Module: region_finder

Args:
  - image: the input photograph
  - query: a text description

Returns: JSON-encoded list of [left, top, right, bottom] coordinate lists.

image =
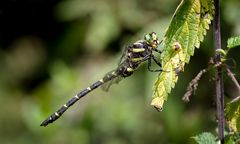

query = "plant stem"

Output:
[[226, 67, 240, 94], [213, 0, 224, 143]]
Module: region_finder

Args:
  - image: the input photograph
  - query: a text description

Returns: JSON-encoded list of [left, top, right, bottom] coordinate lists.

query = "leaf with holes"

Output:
[[151, 0, 214, 110]]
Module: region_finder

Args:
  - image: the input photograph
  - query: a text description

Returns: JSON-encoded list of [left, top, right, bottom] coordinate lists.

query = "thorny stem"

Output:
[[213, 0, 224, 143]]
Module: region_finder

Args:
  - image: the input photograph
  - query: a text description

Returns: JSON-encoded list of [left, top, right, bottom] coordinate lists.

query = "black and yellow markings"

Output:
[[132, 48, 145, 53], [131, 57, 143, 62], [99, 79, 104, 83], [111, 71, 117, 76], [87, 87, 91, 91], [54, 112, 60, 117], [75, 95, 80, 99], [127, 68, 133, 72]]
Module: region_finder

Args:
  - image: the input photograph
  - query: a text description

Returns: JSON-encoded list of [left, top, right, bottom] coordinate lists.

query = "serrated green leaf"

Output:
[[151, 0, 214, 109], [227, 36, 240, 49], [192, 132, 218, 144], [225, 97, 240, 132]]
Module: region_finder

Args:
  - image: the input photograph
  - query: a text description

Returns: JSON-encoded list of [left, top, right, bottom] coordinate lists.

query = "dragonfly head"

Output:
[[144, 32, 160, 49]]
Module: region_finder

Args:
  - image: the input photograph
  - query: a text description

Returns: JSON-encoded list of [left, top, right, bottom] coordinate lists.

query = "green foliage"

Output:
[[224, 133, 240, 144], [192, 132, 218, 144], [225, 97, 240, 132], [215, 35, 240, 59], [152, 0, 214, 109], [227, 36, 240, 49], [1, 0, 240, 144]]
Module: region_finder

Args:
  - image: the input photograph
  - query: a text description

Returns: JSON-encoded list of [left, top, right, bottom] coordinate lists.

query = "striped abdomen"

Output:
[[40, 71, 119, 126]]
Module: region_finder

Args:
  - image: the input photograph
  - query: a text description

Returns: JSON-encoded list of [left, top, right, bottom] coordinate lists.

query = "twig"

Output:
[[182, 69, 207, 102], [213, 0, 225, 142], [228, 96, 240, 104], [226, 67, 240, 95]]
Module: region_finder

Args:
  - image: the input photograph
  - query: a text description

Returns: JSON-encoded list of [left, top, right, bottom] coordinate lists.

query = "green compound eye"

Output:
[[144, 33, 152, 42], [144, 32, 159, 48]]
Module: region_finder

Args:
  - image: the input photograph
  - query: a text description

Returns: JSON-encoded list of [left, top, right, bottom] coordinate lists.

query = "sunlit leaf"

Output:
[[227, 36, 240, 49], [225, 97, 240, 132], [192, 132, 218, 144], [151, 0, 214, 109]]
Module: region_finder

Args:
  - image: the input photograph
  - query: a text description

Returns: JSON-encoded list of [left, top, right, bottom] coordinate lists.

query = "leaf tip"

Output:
[[151, 97, 164, 111]]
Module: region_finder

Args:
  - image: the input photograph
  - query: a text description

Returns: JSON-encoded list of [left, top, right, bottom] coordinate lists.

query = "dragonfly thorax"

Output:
[[119, 40, 153, 77]]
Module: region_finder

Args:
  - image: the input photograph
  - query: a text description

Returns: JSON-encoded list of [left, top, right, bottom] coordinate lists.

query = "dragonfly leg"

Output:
[[151, 55, 172, 73], [147, 58, 162, 72], [152, 55, 162, 67], [153, 48, 162, 54]]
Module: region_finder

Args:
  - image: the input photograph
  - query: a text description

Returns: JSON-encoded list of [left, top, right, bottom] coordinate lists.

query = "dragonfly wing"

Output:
[[101, 71, 123, 92], [101, 45, 129, 91], [118, 46, 129, 66]]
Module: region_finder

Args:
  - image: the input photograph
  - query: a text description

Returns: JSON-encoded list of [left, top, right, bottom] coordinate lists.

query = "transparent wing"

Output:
[[118, 45, 129, 66], [101, 45, 129, 91], [101, 70, 123, 92]]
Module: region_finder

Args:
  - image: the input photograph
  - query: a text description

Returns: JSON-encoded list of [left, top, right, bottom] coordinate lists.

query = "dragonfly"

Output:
[[41, 32, 162, 126]]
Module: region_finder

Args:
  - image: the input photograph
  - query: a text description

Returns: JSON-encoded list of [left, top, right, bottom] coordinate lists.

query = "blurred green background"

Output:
[[0, 0, 240, 143]]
